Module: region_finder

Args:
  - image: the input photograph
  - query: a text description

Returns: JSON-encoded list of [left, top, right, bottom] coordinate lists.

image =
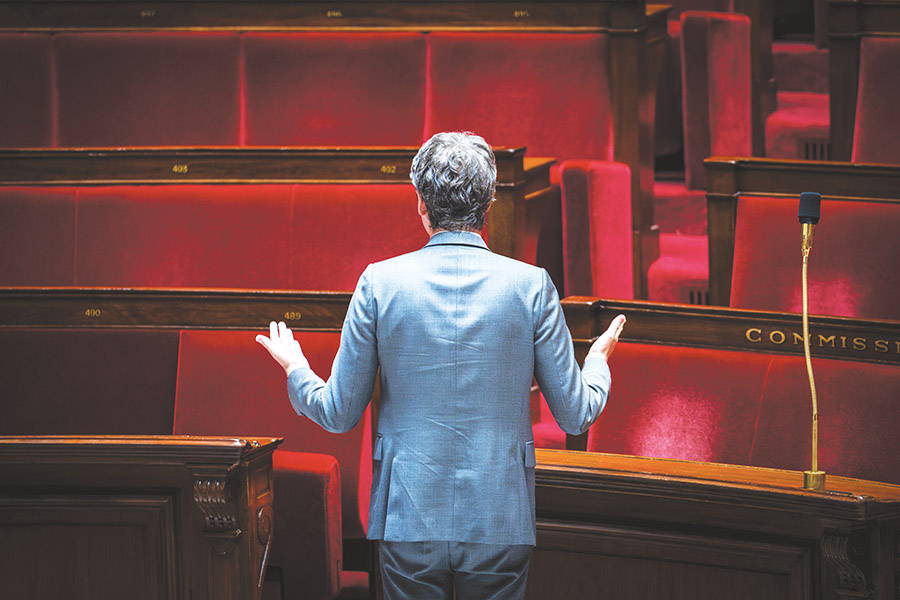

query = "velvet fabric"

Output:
[[243, 32, 426, 146], [765, 91, 829, 160], [647, 232, 709, 303], [290, 184, 427, 292], [730, 195, 900, 320], [425, 32, 614, 162], [0, 328, 179, 435], [680, 11, 752, 190], [172, 330, 372, 541], [750, 356, 900, 485], [54, 32, 241, 146], [0, 34, 54, 147], [852, 36, 900, 164], [558, 160, 633, 299], [0, 187, 76, 285], [587, 342, 771, 465], [75, 184, 292, 288], [271, 451, 343, 600]]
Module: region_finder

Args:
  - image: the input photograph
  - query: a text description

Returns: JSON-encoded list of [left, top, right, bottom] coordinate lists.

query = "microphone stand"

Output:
[[801, 222, 826, 491]]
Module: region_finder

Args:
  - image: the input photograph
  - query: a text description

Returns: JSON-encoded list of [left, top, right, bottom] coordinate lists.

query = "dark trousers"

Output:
[[378, 540, 532, 600]]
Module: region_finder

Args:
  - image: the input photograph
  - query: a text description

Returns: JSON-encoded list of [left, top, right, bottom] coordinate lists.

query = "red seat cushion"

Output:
[[173, 329, 371, 539], [0, 329, 178, 435], [587, 343, 772, 465], [55, 32, 241, 146], [751, 355, 900, 485], [0, 187, 76, 286], [290, 184, 428, 291], [243, 32, 426, 146], [426, 32, 613, 162], [852, 36, 900, 164], [730, 196, 900, 320], [0, 34, 53, 147], [765, 91, 829, 160], [75, 185, 292, 288]]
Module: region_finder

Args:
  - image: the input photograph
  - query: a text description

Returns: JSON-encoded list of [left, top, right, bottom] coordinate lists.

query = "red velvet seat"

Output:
[[0, 34, 53, 147], [851, 36, 900, 164], [0, 187, 76, 286], [75, 185, 293, 288], [587, 342, 772, 464], [243, 32, 426, 146], [173, 330, 372, 600], [648, 11, 752, 303], [54, 32, 241, 146], [0, 328, 179, 436], [730, 195, 900, 321], [289, 184, 428, 292], [750, 355, 900, 485]]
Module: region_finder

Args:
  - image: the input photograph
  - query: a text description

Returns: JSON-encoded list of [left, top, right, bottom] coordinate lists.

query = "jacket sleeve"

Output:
[[532, 269, 610, 435], [286, 265, 379, 433]]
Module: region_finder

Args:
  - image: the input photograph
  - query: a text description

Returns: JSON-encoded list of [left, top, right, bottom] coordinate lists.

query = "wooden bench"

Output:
[[562, 296, 900, 486], [0, 0, 668, 297], [0, 147, 558, 291]]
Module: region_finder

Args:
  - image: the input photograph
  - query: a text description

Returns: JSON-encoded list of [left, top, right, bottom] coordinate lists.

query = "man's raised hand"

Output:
[[256, 321, 310, 376]]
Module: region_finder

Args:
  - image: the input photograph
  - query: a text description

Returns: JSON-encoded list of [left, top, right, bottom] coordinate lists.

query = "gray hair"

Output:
[[410, 131, 496, 232]]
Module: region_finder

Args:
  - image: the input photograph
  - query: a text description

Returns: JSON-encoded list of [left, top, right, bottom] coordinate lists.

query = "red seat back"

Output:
[[0, 187, 76, 286], [173, 329, 372, 539], [425, 32, 614, 162], [55, 32, 241, 146], [243, 32, 426, 146], [75, 184, 293, 288], [852, 36, 900, 164], [587, 342, 771, 465], [290, 184, 428, 291], [680, 11, 752, 190], [750, 355, 900, 485], [0, 34, 53, 147], [730, 195, 900, 320]]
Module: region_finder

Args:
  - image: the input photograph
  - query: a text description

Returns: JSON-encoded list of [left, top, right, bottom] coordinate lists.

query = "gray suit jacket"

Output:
[[287, 230, 610, 545]]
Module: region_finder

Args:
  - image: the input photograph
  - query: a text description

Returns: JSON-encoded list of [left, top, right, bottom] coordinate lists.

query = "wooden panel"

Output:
[[0, 147, 552, 276], [0, 1, 648, 32], [0, 436, 280, 600], [529, 449, 900, 600], [704, 156, 900, 306], [561, 296, 900, 366]]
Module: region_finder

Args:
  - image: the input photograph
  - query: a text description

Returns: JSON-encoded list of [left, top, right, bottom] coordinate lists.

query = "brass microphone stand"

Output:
[[801, 221, 825, 491]]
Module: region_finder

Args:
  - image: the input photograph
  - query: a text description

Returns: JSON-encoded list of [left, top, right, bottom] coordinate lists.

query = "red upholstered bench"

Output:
[[564, 297, 900, 486], [851, 36, 900, 164], [173, 330, 372, 600]]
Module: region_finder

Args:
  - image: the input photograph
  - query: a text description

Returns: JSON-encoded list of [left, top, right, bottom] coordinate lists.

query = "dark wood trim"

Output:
[[827, 0, 900, 161], [561, 295, 900, 366], [0, 1, 655, 32], [0, 287, 351, 331]]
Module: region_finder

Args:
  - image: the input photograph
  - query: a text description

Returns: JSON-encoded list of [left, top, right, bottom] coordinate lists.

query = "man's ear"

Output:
[[485, 198, 494, 214], [416, 192, 427, 217]]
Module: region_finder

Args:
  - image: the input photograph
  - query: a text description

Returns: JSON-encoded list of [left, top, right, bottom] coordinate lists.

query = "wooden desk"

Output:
[[0, 435, 281, 600], [529, 449, 900, 600]]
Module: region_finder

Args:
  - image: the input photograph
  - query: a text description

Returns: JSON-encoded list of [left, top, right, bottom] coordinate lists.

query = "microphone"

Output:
[[798, 191, 824, 491], [799, 191, 821, 259]]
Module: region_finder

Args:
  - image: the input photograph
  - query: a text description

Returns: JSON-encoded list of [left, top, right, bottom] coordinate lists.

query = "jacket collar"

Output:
[[424, 230, 490, 251]]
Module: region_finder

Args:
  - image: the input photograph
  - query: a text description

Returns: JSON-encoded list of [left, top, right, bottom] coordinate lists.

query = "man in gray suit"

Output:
[[257, 131, 625, 599]]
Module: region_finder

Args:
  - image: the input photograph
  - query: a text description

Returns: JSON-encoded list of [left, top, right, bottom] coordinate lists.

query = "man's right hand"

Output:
[[586, 314, 626, 362]]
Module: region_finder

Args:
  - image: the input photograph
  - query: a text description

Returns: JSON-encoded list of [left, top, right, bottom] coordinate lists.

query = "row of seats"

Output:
[[0, 324, 367, 600]]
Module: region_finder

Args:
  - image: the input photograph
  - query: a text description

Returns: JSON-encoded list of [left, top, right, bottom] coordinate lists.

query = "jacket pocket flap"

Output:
[[524, 441, 536, 468]]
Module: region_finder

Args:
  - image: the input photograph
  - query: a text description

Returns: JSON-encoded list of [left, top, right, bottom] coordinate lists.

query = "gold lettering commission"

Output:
[[745, 328, 898, 354]]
